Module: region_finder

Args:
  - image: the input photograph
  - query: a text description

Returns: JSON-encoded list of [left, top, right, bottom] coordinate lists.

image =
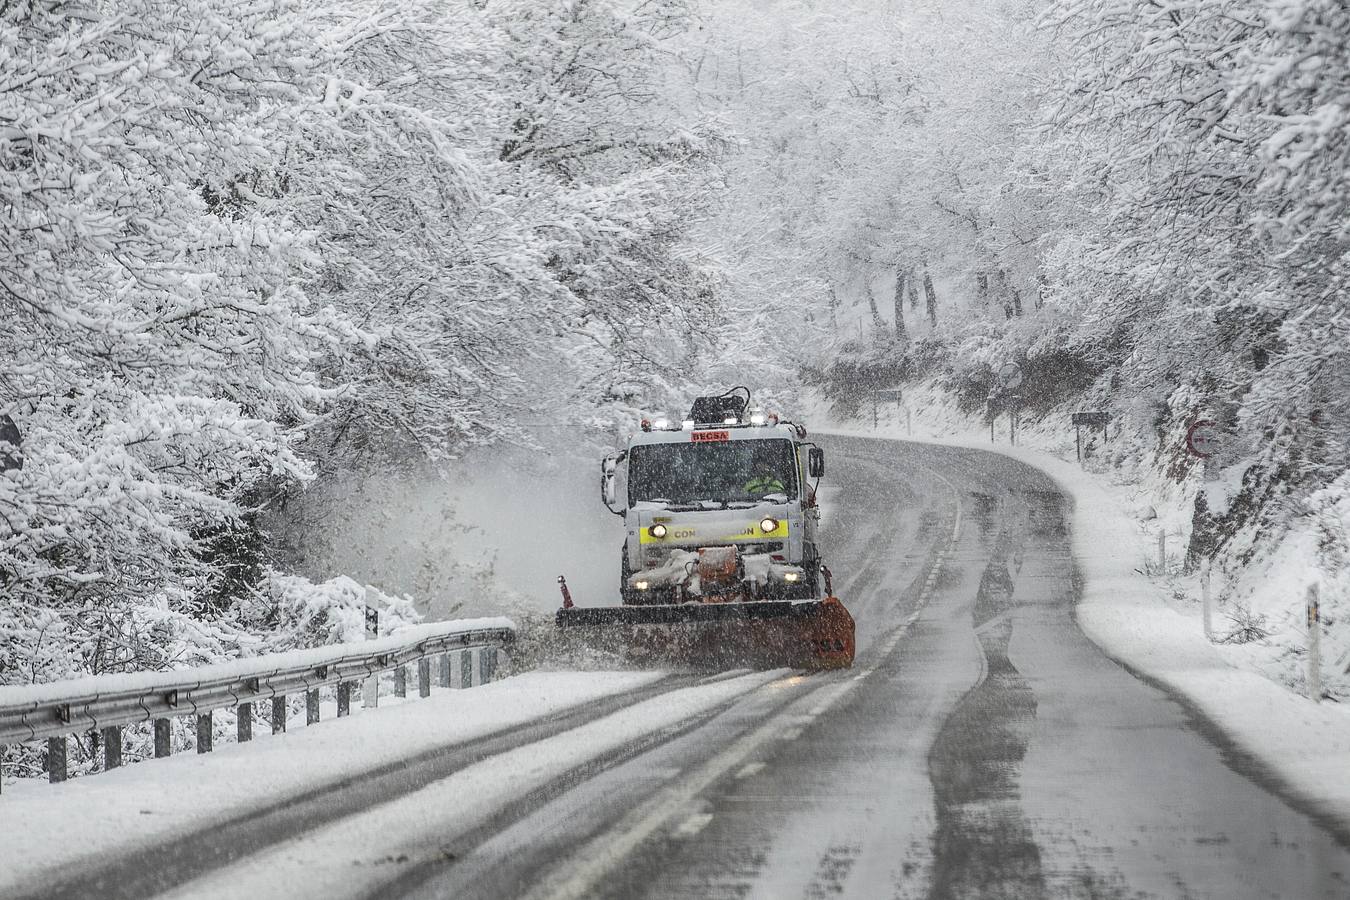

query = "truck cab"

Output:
[[600, 390, 826, 603]]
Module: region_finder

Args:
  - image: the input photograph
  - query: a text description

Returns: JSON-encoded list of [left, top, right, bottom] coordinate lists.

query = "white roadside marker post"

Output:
[[1201, 562, 1213, 641], [363, 605, 379, 709], [1307, 584, 1322, 703]]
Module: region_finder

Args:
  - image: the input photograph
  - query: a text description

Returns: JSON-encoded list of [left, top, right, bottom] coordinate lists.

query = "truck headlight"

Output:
[[759, 517, 779, 534], [783, 572, 800, 582], [635, 580, 650, 590], [649, 524, 668, 539]]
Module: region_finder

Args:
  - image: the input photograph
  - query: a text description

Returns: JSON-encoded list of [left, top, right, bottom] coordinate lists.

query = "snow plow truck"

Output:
[[555, 388, 855, 670]]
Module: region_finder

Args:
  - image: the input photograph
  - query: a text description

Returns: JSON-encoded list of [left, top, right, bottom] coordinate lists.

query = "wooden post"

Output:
[[47, 736, 67, 784], [460, 650, 474, 689], [1157, 531, 1166, 573], [154, 718, 172, 757], [438, 654, 451, 688], [238, 703, 253, 742], [337, 682, 351, 717], [102, 726, 122, 770], [196, 712, 213, 754], [271, 696, 287, 734], [1201, 564, 1213, 641], [418, 658, 431, 698], [306, 689, 320, 725], [1076, 425, 1082, 463], [1308, 584, 1322, 703], [394, 665, 407, 698]]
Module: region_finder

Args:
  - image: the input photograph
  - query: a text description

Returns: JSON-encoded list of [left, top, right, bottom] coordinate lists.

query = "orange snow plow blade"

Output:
[[555, 596, 855, 671]]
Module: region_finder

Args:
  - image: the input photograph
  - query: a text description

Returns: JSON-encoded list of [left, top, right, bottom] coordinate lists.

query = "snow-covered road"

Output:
[[7, 436, 1349, 899]]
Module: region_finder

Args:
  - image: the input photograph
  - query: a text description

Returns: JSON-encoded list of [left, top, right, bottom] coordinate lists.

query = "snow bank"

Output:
[[813, 410, 1350, 832], [0, 669, 663, 894], [157, 670, 787, 900]]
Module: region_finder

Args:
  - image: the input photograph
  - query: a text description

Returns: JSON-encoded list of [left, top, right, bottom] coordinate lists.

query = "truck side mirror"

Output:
[[808, 447, 825, 479], [600, 454, 625, 517]]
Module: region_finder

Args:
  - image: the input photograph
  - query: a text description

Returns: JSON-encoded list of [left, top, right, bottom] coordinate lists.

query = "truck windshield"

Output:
[[628, 438, 798, 507]]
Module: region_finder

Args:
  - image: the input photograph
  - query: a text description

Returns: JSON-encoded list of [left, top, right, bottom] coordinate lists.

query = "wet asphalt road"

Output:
[[44, 435, 1348, 900], [450, 435, 1350, 900]]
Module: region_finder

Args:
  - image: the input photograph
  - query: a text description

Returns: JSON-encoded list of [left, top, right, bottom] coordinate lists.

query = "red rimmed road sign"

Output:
[[1185, 420, 1220, 459]]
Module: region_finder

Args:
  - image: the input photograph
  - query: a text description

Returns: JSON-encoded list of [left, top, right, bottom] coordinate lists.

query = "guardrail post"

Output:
[[479, 648, 496, 684], [460, 650, 473, 688], [102, 726, 122, 770], [337, 682, 351, 717], [196, 713, 213, 753], [418, 658, 431, 698], [394, 666, 406, 697], [238, 703, 253, 742], [155, 718, 171, 757], [47, 736, 67, 783], [271, 697, 286, 734], [363, 673, 379, 710], [306, 689, 320, 725], [1157, 531, 1166, 573], [363, 605, 379, 710], [438, 654, 451, 688]]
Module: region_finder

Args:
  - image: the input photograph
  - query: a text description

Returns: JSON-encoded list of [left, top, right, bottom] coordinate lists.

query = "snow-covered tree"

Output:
[[271, 0, 724, 469], [0, 0, 354, 683]]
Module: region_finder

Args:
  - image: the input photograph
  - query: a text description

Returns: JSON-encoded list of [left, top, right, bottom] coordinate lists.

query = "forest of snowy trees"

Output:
[[0, 0, 722, 689], [2, 0, 1346, 707], [771, 0, 1349, 694]]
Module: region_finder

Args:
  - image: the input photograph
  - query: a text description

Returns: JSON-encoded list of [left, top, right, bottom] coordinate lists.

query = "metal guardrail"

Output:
[[0, 620, 514, 788]]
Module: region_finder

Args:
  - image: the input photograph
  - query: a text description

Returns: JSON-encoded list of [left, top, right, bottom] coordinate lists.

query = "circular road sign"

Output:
[[998, 362, 1023, 390], [1185, 420, 1220, 459]]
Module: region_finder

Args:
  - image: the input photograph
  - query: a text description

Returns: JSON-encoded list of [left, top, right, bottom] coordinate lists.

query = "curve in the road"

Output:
[[21, 435, 1349, 900]]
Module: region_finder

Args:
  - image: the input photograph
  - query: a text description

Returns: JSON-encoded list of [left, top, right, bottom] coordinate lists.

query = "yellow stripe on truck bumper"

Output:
[[639, 520, 789, 545]]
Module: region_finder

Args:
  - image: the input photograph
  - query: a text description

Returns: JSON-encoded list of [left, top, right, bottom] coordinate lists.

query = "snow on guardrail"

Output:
[[0, 617, 515, 788]]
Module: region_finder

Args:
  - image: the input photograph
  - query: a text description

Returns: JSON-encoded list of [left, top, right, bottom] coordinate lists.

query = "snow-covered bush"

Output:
[[246, 573, 422, 652]]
